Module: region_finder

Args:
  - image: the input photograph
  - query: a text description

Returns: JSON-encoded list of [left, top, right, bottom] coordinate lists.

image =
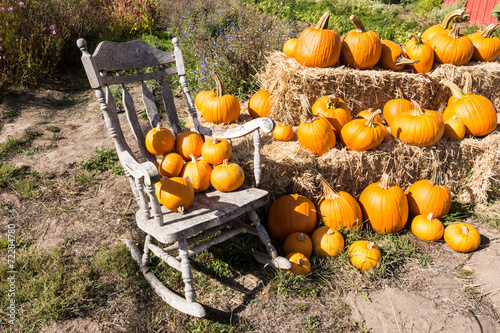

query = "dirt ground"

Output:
[[1, 80, 500, 332]]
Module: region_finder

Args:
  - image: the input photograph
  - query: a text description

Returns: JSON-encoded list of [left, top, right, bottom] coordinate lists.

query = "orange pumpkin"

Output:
[[283, 38, 298, 57], [411, 212, 444, 242], [145, 122, 175, 156], [294, 12, 341, 68], [273, 124, 294, 141], [181, 154, 212, 192], [158, 152, 184, 177], [340, 15, 382, 69], [195, 89, 216, 112], [340, 109, 387, 152], [441, 79, 497, 137], [316, 176, 362, 230], [268, 194, 317, 241], [378, 39, 419, 71], [429, 26, 474, 66], [201, 72, 240, 124], [286, 252, 311, 275], [356, 108, 383, 123], [358, 173, 409, 234], [248, 90, 273, 118], [311, 95, 351, 138], [405, 33, 434, 74], [348, 240, 382, 271], [201, 138, 232, 165], [175, 131, 204, 160], [155, 177, 194, 214], [448, 72, 473, 105], [444, 115, 466, 140], [444, 223, 481, 253], [312, 226, 344, 257], [210, 159, 244, 192], [421, 9, 466, 42], [469, 23, 500, 62], [283, 232, 313, 258], [390, 101, 444, 147], [382, 87, 412, 126]]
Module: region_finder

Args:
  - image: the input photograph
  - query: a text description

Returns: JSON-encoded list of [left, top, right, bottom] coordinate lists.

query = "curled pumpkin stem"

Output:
[[408, 32, 423, 46], [410, 100, 425, 117], [448, 26, 461, 39], [213, 71, 226, 97], [395, 55, 420, 66], [364, 109, 382, 127], [440, 9, 466, 29], [327, 229, 334, 235], [315, 12, 330, 30], [481, 23, 499, 38], [440, 79, 465, 99], [299, 94, 315, 121], [350, 15, 366, 33], [177, 205, 185, 214], [378, 173, 391, 189], [317, 175, 340, 200], [463, 72, 472, 95]]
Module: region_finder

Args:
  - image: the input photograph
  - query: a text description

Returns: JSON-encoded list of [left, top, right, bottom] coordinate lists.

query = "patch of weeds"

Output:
[[474, 212, 500, 230], [295, 302, 309, 312], [45, 126, 61, 133], [351, 320, 371, 333], [442, 199, 474, 225], [206, 258, 233, 278], [78, 148, 124, 175], [268, 268, 312, 296], [455, 267, 474, 278], [0, 131, 43, 161], [0, 164, 27, 189], [0, 164, 42, 199], [1, 110, 18, 119], [418, 254, 433, 266], [75, 170, 97, 184], [64, 236, 77, 246], [184, 316, 252, 333], [51, 134, 64, 142], [302, 315, 321, 333]]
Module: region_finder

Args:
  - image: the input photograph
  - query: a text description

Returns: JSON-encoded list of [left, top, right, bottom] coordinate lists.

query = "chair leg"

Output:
[[178, 239, 195, 303], [248, 210, 291, 270], [142, 234, 153, 267]]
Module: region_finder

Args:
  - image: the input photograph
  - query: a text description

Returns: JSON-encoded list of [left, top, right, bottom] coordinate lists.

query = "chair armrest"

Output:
[[118, 150, 161, 187], [199, 118, 275, 139]]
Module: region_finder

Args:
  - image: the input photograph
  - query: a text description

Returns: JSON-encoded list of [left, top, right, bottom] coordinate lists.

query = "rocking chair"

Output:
[[76, 37, 290, 317]]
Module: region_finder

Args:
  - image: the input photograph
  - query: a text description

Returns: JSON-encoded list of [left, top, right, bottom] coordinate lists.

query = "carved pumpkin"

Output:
[[195, 89, 216, 112], [340, 15, 382, 69], [469, 23, 500, 62], [359, 173, 409, 234], [411, 212, 444, 242], [201, 72, 240, 124], [248, 89, 273, 118], [298, 95, 336, 156], [145, 122, 175, 156], [181, 155, 212, 192], [311, 95, 351, 138], [405, 163, 451, 219], [356, 108, 382, 123], [312, 226, 344, 257], [340, 109, 387, 152], [155, 177, 194, 214], [158, 152, 184, 178], [429, 26, 474, 66], [421, 9, 466, 42], [175, 131, 204, 160], [210, 159, 244, 192], [273, 124, 294, 141], [268, 194, 317, 241], [405, 33, 434, 74], [444, 115, 466, 140], [283, 232, 313, 258], [295, 12, 341, 68], [441, 79, 497, 137], [348, 240, 382, 271], [382, 87, 412, 126], [316, 176, 362, 230], [378, 39, 419, 71], [286, 252, 311, 275], [390, 101, 444, 147], [444, 223, 481, 253], [201, 138, 232, 165], [283, 38, 298, 57]]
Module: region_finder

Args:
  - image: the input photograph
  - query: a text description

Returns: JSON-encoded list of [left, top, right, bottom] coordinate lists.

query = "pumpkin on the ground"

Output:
[[311, 95, 351, 138], [145, 122, 175, 156], [210, 159, 244, 192], [348, 240, 382, 271], [340, 15, 382, 69], [201, 138, 232, 165], [201, 72, 240, 124], [411, 212, 444, 241], [286, 252, 311, 275], [268, 194, 317, 241], [155, 177, 194, 214], [444, 223, 481, 253], [181, 155, 212, 192], [340, 109, 387, 152], [273, 124, 294, 141], [312, 226, 344, 257], [283, 232, 313, 258]]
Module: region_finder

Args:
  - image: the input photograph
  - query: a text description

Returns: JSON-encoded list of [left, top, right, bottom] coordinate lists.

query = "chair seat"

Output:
[[137, 185, 269, 243]]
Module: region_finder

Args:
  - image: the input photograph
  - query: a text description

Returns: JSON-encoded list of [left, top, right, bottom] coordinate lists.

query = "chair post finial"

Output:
[[77, 38, 89, 55], [172, 37, 180, 48]]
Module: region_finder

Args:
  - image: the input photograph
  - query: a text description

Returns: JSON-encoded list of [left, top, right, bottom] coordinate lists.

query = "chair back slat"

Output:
[[142, 81, 161, 129], [161, 78, 183, 136], [93, 40, 176, 72], [122, 84, 157, 164], [104, 86, 135, 158], [101, 67, 178, 86]]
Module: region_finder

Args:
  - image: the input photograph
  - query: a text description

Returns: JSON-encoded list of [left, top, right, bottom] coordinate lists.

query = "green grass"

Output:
[[45, 126, 61, 133], [0, 164, 43, 199], [0, 131, 43, 161], [1, 110, 18, 119], [78, 148, 123, 175]]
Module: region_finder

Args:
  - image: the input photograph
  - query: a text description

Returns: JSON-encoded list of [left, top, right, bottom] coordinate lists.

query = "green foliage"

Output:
[[0, 131, 43, 161], [302, 315, 321, 333], [1, 110, 18, 119], [442, 199, 474, 225], [78, 147, 123, 175], [45, 125, 61, 133], [99, 0, 157, 37], [428, 0, 465, 22]]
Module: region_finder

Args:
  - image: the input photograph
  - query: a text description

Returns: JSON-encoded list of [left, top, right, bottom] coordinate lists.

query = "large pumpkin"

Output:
[[405, 33, 434, 74], [181, 154, 212, 192], [378, 39, 419, 71], [440, 79, 497, 137], [421, 9, 466, 42], [268, 194, 317, 241], [348, 240, 382, 271], [294, 12, 341, 68], [201, 72, 240, 124], [175, 131, 204, 160], [316, 176, 362, 230], [311, 95, 351, 138], [429, 26, 474, 66], [358, 173, 409, 234], [444, 223, 481, 253], [248, 89, 273, 118], [340, 15, 382, 69], [201, 138, 232, 165], [210, 159, 245, 192], [382, 87, 412, 126], [390, 101, 444, 147], [469, 23, 500, 62], [283, 232, 313, 258], [283, 38, 298, 58], [340, 110, 387, 152], [155, 177, 194, 214], [145, 122, 175, 156], [411, 212, 444, 242], [195, 89, 216, 112]]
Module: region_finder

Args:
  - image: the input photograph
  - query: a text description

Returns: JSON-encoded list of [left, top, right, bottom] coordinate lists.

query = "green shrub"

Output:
[[99, 0, 157, 37]]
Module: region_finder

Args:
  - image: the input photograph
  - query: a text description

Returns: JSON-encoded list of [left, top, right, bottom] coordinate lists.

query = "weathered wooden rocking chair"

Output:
[[77, 37, 290, 317]]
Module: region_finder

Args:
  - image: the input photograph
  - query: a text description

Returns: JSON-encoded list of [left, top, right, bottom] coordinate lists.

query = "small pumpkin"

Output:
[[469, 23, 500, 62], [444, 223, 481, 253], [356, 108, 382, 123], [340, 15, 382, 69], [411, 212, 444, 242], [294, 12, 341, 68], [286, 252, 311, 275], [273, 124, 294, 141], [312, 226, 344, 257], [429, 26, 474, 66], [158, 152, 184, 177], [405, 33, 434, 74], [378, 39, 419, 71], [340, 109, 387, 152], [283, 232, 313, 258], [382, 87, 412, 126], [390, 100, 444, 147], [421, 9, 466, 42], [311, 95, 351, 138], [283, 38, 298, 57], [444, 115, 466, 140], [268, 194, 317, 241], [155, 177, 194, 214], [348, 240, 382, 271], [195, 89, 216, 112], [145, 122, 175, 156], [359, 173, 409, 234], [181, 154, 212, 192], [298, 95, 336, 156], [201, 72, 240, 124], [248, 90, 273, 118], [175, 131, 204, 160], [316, 176, 362, 230], [201, 138, 232, 165], [210, 159, 244, 192]]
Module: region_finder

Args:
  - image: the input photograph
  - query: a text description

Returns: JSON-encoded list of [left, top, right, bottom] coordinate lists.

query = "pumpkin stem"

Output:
[[367, 242, 375, 250], [410, 100, 425, 117], [350, 15, 366, 33], [156, 122, 162, 131], [430, 161, 444, 186], [317, 175, 340, 200], [378, 173, 391, 189], [315, 12, 330, 30], [177, 205, 185, 214], [440, 9, 466, 29], [395, 55, 420, 66], [365, 109, 382, 128], [463, 72, 473, 95], [448, 26, 461, 39], [440, 79, 465, 100], [327, 95, 341, 109], [395, 86, 404, 99], [481, 23, 499, 38], [213, 71, 226, 97], [327, 229, 334, 235], [299, 94, 315, 121], [298, 233, 305, 241], [212, 137, 218, 144], [189, 154, 197, 163], [408, 32, 423, 46], [461, 226, 469, 235], [427, 212, 435, 221], [222, 158, 229, 167]]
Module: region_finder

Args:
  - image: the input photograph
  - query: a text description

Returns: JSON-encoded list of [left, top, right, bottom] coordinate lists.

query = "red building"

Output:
[[444, 0, 499, 25]]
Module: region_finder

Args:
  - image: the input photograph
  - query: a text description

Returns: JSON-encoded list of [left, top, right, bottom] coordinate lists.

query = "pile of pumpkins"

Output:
[[145, 123, 245, 214], [270, 172, 481, 276]]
